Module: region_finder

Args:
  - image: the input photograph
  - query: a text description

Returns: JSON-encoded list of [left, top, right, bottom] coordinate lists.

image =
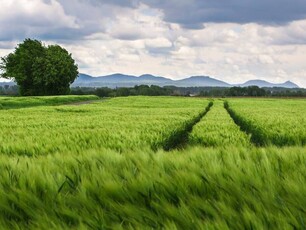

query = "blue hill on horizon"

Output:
[[72, 73, 300, 88]]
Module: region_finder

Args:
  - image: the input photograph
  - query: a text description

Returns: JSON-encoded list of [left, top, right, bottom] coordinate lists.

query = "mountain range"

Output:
[[0, 81, 15, 87], [1, 74, 300, 88], [72, 73, 300, 88]]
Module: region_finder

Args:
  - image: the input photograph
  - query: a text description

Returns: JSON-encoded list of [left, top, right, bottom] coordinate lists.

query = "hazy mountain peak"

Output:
[[103, 73, 136, 78], [176, 75, 230, 87], [241, 79, 299, 88], [139, 74, 171, 82], [188, 76, 211, 79], [78, 73, 93, 79], [69, 73, 302, 89], [281, 81, 299, 88], [139, 74, 156, 78]]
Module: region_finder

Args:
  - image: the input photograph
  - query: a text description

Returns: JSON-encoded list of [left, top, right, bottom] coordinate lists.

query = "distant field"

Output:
[[0, 95, 99, 109], [0, 96, 305, 229], [190, 100, 251, 147], [0, 97, 209, 155], [226, 98, 306, 146]]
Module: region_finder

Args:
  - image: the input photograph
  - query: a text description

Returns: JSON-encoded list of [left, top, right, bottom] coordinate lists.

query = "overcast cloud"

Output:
[[0, 0, 306, 87]]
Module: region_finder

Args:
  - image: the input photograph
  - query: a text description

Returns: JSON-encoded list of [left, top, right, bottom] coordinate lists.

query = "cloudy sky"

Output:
[[1, 0, 306, 87]]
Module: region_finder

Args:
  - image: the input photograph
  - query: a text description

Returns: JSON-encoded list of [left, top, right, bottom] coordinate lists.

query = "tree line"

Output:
[[1, 84, 305, 97], [72, 85, 306, 97]]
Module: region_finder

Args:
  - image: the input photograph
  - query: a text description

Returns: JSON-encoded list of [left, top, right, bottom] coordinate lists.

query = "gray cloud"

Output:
[[0, 41, 16, 49], [1, 0, 306, 45], [0, 0, 125, 43], [1, 0, 306, 87], [143, 0, 306, 28], [67, 0, 306, 28]]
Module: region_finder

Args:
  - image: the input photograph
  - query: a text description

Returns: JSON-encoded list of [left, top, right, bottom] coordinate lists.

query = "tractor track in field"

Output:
[[224, 101, 266, 146], [162, 101, 214, 151]]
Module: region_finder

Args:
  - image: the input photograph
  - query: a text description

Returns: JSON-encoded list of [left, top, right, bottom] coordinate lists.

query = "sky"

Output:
[[0, 0, 306, 87]]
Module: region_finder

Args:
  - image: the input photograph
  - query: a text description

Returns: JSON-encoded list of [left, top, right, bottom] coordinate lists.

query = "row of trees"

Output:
[[1, 84, 305, 97], [199, 86, 267, 97], [69, 85, 306, 98], [71, 85, 173, 97], [0, 39, 78, 96], [199, 86, 306, 97]]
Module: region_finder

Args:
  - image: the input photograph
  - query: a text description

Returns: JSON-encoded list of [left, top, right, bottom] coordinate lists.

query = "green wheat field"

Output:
[[0, 95, 305, 229]]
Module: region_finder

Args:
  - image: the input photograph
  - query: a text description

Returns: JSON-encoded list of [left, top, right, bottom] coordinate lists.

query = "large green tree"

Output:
[[0, 39, 78, 96]]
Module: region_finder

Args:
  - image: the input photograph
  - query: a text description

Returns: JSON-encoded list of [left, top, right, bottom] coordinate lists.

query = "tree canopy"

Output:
[[0, 39, 78, 96]]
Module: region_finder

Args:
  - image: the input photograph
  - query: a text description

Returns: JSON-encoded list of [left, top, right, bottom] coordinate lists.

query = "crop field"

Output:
[[190, 100, 251, 147], [0, 97, 209, 155], [225, 99, 306, 146], [0, 96, 305, 229], [0, 95, 99, 109]]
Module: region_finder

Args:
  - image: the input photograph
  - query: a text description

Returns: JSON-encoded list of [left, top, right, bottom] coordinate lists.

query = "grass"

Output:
[[0, 96, 210, 155], [0, 96, 305, 229], [190, 100, 251, 147], [225, 99, 306, 146], [0, 147, 305, 229], [0, 95, 99, 109]]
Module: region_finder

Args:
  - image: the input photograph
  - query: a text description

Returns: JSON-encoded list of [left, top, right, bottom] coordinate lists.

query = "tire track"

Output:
[[224, 101, 266, 146], [162, 101, 213, 151]]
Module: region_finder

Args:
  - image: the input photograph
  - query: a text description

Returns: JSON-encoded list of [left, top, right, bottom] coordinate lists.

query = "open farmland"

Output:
[[0, 95, 99, 109], [226, 99, 306, 146], [0, 97, 209, 156], [190, 100, 251, 147], [0, 96, 305, 229]]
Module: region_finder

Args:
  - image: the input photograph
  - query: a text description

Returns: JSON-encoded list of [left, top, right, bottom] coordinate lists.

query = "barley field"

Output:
[[0, 96, 305, 229]]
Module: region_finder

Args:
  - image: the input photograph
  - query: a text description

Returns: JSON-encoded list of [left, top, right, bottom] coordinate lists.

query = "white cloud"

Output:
[[258, 55, 275, 64], [0, 0, 78, 30], [259, 20, 306, 45], [145, 38, 172, 48], [0, 0, 306, 87]]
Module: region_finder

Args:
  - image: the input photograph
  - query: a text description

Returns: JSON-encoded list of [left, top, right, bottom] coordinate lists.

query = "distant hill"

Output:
[[0, 81, 15, 87], [240, 80, 299, 88], [72, 73, 300, 88], [72, 74, 235, 88], [1, 74, 301, 89], [73, 73, 173, 88], [175, 76, 231, 87], [138, 74, 172, 83], [77, 73, 94, 82]]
